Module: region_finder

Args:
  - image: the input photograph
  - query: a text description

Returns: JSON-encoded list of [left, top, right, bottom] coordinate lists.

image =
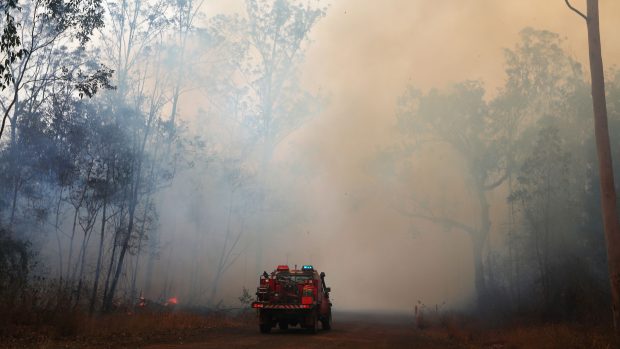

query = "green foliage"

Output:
[[75, 67, 115, 98], [0, 0, 25, 90], [0, 0, 105, 91], [0, 227, 31, 300], [42, 0, 104, 45]]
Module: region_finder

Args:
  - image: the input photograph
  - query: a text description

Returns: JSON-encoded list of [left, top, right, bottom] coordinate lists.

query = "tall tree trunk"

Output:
[[102, 227, 119, 309], [8, 90, 20, 223], [507, 172, 520, 309], [586, 0, 620, 332], [474, 185, 491, 307], [129, 205, 148, 307], [54, 188, 65, 281], [104, 58, 161, 310], [66, 204, 81, 288], [104, 196, 137, 311], [9, 175, 19, 224], [73, 212, 98, 307], [129, 239, 142, 307], [102, 238, 117, 311], [471, 233, 486, 307], [90, 197, 107, 314], [65, 167, 92, 288]]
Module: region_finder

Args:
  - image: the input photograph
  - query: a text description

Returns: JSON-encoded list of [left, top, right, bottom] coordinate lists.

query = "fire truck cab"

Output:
[[251, 265, 332, 333]]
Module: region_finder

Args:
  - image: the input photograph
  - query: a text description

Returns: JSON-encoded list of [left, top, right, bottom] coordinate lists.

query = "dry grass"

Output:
[[0, 310, 253, 349], [470, 323, 618, 349], [77, 311, 244, 336], [416, 312, 619, 348]]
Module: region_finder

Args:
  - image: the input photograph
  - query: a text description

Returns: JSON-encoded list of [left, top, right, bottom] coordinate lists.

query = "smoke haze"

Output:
[[144, 1, 620, 312]]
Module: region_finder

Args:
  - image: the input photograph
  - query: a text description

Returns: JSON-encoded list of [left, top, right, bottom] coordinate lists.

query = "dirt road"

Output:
[[143, 312, 460, 349]]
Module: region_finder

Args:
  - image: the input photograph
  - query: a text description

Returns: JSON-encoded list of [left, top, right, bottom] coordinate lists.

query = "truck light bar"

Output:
[[277, 265, 290, 271], [301, 265, 313, 271]]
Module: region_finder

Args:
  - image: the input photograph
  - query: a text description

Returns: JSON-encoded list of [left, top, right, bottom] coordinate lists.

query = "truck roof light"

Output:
[[277, 265, 290, 271], [302, 265, 313, 271]]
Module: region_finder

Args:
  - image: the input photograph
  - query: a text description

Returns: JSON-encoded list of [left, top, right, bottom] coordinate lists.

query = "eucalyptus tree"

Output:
[[98, 0, 173, 310], [509, 124, 575, 312], [0, 72, 116, 311], [489, 27, 587, 304], [242, 0, 325, 268], [0, 0, 109, 141], [396, 81, 507, 306], [243, 0, 325, 159], [565, 0, 620, 331]]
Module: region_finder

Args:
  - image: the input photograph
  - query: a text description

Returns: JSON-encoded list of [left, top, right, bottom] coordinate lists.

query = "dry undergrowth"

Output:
[[478, 324, 617, 349], [76, 311, 244, 336], [416, 312, 618, 348], [0, 310, 253, 349]]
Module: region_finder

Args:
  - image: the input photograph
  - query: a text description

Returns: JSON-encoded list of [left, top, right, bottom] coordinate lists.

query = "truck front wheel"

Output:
[[321, 312, 332, 331]]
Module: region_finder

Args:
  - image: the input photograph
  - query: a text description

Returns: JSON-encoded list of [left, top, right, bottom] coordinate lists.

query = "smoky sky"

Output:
[[155, 0, 620, 312]]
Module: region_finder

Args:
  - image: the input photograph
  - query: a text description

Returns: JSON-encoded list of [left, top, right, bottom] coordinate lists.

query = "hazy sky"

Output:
[[298, 0, 620, 173], [203, 0, 620, 180]]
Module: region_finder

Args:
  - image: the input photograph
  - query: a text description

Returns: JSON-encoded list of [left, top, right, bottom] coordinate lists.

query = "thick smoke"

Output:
[[148, 0, 620, 312]]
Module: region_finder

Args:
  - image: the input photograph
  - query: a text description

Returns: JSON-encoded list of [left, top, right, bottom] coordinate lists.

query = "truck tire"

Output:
[[321, 312, 332, 331], [308, 312, 318, 334], [259, 323, 271, 333], [278, 321, 289, 330]]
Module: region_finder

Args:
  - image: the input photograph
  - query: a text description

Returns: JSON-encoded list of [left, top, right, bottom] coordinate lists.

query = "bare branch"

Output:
[[565, 0, 587, 21]]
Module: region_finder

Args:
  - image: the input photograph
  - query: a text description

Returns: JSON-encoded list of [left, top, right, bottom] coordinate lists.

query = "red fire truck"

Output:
[[251, 265, 332, 333]]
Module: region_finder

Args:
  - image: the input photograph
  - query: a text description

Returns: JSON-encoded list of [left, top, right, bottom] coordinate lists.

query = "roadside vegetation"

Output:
[[413, 309, 618, 348]]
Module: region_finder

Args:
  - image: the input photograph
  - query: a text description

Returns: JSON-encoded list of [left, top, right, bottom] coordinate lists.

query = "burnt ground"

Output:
[[143, 312, 459, 349]]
